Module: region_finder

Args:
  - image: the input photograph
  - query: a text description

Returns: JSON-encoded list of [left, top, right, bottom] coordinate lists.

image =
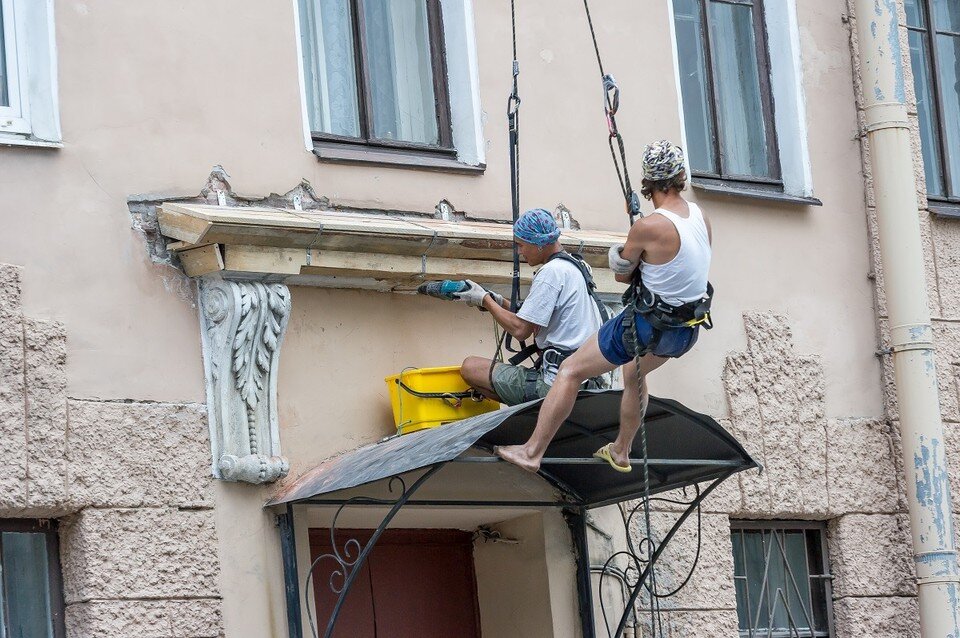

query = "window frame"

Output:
[[307, 0, 456, 159], [679, 0, 783, 190], [730, 520, 835, 638], [0, 519, 66, 638], [0, 0, 31, 135], [908, 0, 960, 204]]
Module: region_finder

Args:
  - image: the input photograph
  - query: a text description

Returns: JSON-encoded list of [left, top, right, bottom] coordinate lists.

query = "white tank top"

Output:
[[639, 202, 711, 306]]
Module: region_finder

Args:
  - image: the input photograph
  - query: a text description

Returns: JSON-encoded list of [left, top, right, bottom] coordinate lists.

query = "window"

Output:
[[730, 521, 833, 638], [0, 520, 65, 638], [674, 0, 780, 185], [0, 0, 60, 147], [0, 0, 29, 134], [298, 0, 453, 156], [907, 0, 960, 203], [672, 0, 816, 202]]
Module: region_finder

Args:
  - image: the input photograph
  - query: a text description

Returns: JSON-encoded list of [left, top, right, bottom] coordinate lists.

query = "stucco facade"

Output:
[[0, 0, 956, 636]]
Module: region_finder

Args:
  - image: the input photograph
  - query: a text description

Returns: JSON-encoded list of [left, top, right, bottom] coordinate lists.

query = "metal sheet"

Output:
[[266, 390, 759, 507]]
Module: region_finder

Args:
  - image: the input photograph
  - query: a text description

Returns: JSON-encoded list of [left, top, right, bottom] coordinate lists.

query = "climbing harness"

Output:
[[621, 277, 715, 359], [582, 0, 642, 224]]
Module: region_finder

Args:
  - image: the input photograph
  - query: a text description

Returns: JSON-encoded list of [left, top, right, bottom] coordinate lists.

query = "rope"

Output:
[[504, 0, 527, 358], [581, 0, 642, 225]]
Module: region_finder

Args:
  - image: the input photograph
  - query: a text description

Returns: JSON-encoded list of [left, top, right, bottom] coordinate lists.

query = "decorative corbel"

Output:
[[198, 277, 291, 484]]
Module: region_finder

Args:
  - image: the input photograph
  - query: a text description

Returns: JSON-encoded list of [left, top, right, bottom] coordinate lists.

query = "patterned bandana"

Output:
[[514, 208, 561, 246], [641, 140, 686, 181]]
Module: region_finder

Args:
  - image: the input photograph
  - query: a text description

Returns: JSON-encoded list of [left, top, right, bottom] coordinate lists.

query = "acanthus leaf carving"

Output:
[[199, 278, 291, 484]]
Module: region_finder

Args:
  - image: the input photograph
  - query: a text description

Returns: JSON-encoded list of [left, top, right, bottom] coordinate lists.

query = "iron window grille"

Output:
[[673, 0, 783, 190], [0, 519, 66, 638], [730, 520, 834, 638], [906, 0, 960, 204], [298, 0, 455, 158]]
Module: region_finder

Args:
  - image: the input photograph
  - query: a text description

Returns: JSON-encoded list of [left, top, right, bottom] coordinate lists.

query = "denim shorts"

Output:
[[598, 308, 699, 365]]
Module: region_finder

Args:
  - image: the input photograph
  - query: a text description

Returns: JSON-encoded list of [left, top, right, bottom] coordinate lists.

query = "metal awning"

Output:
[[267, 389, 758, 509], [272, 390, 760, 638]]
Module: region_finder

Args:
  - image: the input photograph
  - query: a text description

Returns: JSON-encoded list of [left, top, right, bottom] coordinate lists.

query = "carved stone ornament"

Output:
[[199, 278, 291, 484]]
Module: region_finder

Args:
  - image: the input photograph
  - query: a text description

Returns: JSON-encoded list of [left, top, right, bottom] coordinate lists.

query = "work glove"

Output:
[[453, 279, 492, 308], [608, 244, 636, 275]]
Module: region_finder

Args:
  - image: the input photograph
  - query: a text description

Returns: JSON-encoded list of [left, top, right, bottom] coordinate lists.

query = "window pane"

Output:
[[934, 0, 960, 32], [910, 30, 946, 196], [936, 32, 960, 195], [2, 532, 54, 638], [783, 532, 813, 631], [0, 1, 8, 107], [674, 0, 717, 174], [905, 0, 926, 28], [298, 0, 361, 137], [741, 530, 768, 629], [362, 0, 439, 145], [707, 0, 773, 178]]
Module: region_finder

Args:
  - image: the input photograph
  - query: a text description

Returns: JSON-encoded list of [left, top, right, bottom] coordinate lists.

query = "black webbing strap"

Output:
[[582, 0, 642, 225], [505, 0, 527, 358]]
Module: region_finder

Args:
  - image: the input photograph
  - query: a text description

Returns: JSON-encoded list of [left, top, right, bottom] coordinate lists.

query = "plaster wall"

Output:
[[0, 0, 908, 637]]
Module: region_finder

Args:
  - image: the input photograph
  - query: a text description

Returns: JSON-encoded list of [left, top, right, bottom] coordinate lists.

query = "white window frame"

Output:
[[292, 0, 485, 167], [0, 0, 60, 148]]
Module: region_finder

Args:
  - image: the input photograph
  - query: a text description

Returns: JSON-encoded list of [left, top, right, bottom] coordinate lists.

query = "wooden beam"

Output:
[[219, 244, 624, 294], [178, 243, 224, 277]]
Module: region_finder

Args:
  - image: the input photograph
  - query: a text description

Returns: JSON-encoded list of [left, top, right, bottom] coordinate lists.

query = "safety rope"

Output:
[[581, 0, 642, 224]]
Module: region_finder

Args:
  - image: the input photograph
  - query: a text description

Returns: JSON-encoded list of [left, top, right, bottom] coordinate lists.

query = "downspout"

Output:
[[852, 0, 960, 635]]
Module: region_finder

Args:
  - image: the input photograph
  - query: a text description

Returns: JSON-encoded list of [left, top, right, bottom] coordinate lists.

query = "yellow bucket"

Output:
[[385, 366, 500, 434]]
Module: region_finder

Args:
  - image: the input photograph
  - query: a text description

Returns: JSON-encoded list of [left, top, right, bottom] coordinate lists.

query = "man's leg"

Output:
[[460, 356, 501, 402], [495, 335, 616, 472], [607, 354, 668, 467]]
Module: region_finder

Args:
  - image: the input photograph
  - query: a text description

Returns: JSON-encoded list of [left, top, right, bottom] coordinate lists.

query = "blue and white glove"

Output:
[[608, 244, 636, 275]]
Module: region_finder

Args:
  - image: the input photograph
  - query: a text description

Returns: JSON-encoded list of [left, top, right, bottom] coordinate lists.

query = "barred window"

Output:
[[730, 521, 834, 638]]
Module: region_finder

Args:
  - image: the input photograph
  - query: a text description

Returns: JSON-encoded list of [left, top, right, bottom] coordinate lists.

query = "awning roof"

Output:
[[267, 390, 759, 509]]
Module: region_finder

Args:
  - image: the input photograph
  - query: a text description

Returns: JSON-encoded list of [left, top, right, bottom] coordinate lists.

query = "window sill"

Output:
[[312, 141, 484, 175], [929, 201, 960, 219], [0, 133, 63, 149], [692, 180, 822, 207]]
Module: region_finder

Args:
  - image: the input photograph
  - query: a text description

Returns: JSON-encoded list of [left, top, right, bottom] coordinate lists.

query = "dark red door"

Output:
[[309, 528, 482, 638]]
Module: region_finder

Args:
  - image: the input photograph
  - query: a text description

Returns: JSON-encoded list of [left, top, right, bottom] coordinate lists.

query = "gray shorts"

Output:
[[491, 363, 551, 406], [491, 363, 607, 406]]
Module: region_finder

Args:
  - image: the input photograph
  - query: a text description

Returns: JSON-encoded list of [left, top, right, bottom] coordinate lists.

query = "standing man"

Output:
[[454, 209, 607, 405], [495, 141, 713, 472]]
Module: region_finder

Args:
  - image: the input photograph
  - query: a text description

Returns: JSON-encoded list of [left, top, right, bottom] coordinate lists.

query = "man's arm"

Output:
[[482, 294, 538, 341], [614, 219, 648, 283]]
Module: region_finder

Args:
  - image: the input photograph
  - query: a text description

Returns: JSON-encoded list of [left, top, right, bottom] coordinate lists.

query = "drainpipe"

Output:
[[853, 0, 960, 634]]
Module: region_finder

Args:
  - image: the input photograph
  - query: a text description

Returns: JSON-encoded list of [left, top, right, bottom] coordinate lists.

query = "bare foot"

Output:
[[494, 445, 541, 473]]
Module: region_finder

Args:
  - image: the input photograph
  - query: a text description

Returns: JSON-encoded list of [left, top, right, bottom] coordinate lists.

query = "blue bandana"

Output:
[[514, 208, 560, 246]]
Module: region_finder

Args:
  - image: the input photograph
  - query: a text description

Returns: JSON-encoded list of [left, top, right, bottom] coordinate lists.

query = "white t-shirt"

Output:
[[517, 257, 602, 384]]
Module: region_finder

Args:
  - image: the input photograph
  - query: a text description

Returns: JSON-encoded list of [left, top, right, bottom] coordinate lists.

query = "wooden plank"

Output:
[[157, 207, 214, 244], [178, 243, 224, 277], [220, 244, 625, 294], [161, 202, 321, 228]]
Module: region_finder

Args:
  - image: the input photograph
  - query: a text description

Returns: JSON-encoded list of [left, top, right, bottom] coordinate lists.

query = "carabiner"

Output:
[[602, 74, 620, 116]]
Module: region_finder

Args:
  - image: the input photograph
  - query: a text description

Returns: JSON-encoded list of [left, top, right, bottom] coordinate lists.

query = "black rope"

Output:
[[504, 0, 528, 359]]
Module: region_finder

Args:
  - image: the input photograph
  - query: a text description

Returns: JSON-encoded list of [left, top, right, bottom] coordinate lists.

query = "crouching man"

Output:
[[454, 209, 608, 405]]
